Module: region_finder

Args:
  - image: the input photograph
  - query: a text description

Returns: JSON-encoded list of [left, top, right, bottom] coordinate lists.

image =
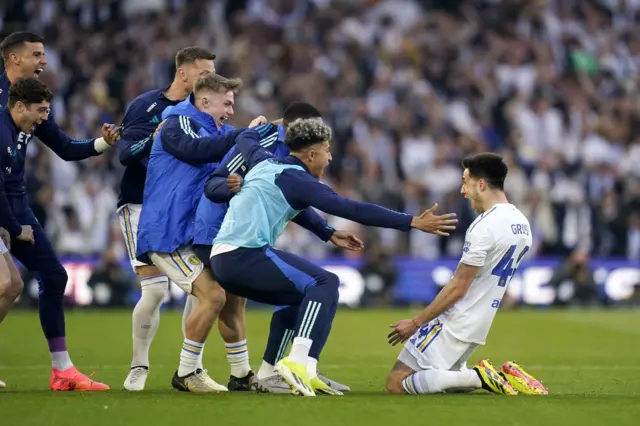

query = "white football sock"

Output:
[[131, 276, 167, 368], [225, 340, 251, 378], [51, 351, 73, 371], [178, 338, 203, 377], [307, 357, 318, 379], [182, 295, 204, 370], [257, 360, 276, 380], [403, 369, 482, 394], [288, 337, 312, 366]]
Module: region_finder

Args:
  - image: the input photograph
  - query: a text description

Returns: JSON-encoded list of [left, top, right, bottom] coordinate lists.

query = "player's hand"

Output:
[[101, 123, 120, 145], [330, 230, 364, 252], [249, 116, 267, 128], [410, 203, 458, 236], [153, 120, 167, 139], [271, 118, 283, 126], [227, 173, 244, 193], [387, 319, 420, 346], [18, 225, 35, 244], [0, 227, 10, 250]]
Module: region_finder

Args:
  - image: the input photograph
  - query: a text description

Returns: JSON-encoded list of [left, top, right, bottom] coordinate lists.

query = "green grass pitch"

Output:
[[1, 308, 639, 425]]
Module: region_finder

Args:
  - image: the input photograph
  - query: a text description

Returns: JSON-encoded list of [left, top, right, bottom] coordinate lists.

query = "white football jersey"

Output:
[[441, 203, 533, 345]]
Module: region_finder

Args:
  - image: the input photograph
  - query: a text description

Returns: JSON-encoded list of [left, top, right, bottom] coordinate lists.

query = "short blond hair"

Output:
[[195, 74, 242, 95]]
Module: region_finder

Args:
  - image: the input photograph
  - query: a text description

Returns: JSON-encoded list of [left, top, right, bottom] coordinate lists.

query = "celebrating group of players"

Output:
[[0, 31, 549, 397]]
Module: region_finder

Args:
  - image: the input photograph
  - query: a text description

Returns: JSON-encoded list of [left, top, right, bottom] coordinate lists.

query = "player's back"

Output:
[[443, 203, 532, 345], [214, 158, 305, 249]]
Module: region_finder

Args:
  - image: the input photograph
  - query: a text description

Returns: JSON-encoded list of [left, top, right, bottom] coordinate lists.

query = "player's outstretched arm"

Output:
[[160, 116, 244, 165], [34, 114, 114, 161], [387, 263, 479, 346], [292, 208, 336, 242], [277, 169, 457, 234]]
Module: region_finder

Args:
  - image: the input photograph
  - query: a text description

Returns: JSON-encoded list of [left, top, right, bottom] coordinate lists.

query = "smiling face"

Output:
[[9, 41, 47, 79], [195, 89, 235, 127], [14, 100, 51, 133], [300, 141, 333, 179], [461, 168, 483, 213]]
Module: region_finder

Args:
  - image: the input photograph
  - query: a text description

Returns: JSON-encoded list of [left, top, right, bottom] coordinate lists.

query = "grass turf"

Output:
[[1, 308, 639, 426]]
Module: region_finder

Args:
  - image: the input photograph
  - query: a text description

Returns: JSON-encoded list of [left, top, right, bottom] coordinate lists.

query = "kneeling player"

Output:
[[386, 153, 548, 396]]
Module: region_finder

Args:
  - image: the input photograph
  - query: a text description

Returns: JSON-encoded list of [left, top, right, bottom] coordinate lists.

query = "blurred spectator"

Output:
[[548, 248, 600, 307], [87, 248, 136, 307], [358, 243, 398, 307], [0, 0, 638, 261]]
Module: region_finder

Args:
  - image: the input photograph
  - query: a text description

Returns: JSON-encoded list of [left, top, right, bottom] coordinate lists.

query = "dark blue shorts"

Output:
[[210, 246, 332, 307], [8, 195, 67, 289]]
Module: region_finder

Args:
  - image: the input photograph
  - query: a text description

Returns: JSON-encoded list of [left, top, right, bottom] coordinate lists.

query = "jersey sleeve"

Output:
[[34, 113, 103, 161], [277, 169, 413, 231], [292, 208, 335, 241], [234, 125, 277, 171], [225, 123, 279, 176], [203, 158, 234, 203], [116, 107, 157, 166], [203, 125, 281, 203], [160, 116, 241, 165], [460, 228, 494, 267]]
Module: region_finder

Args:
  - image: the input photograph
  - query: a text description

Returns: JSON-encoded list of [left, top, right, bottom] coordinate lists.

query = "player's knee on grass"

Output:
[[386, 360, 415, 394], [386, 373, 408, 394]]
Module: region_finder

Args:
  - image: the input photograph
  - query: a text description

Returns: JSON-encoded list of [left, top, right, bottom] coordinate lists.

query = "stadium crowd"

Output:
[[1, 0, 639, 262]]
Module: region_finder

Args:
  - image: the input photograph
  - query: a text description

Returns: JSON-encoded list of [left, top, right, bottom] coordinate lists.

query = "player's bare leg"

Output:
[[0, 252, 23, 390], [386, 358, 513, 395], [217, 293, 254, 390], [171, 270, 228, 393], [0, 252, 23, 325], [386, 359, 416, 394], [181, 294, 204, 369], [124, 264, 168, 391]]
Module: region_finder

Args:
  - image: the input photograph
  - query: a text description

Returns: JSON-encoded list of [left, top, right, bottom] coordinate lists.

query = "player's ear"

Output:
[[8, 52, 20, 65]]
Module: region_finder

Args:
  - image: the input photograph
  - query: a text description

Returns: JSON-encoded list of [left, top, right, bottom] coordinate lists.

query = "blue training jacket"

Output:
[[135, 95, 239, 261], [192, 123, 281, 246]]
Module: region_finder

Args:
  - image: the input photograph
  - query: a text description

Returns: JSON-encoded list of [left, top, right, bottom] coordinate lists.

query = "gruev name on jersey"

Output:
[[440, 203, 533, 345]]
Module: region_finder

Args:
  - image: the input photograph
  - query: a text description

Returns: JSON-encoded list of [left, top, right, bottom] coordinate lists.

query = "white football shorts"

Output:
[[148, 246, 204, 294], [117, 204, 149, 268], [397, 318, 479, 372]]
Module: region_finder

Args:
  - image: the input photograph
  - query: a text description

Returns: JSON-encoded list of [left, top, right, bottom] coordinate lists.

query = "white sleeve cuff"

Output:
[[94, 137, 111, 153]]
